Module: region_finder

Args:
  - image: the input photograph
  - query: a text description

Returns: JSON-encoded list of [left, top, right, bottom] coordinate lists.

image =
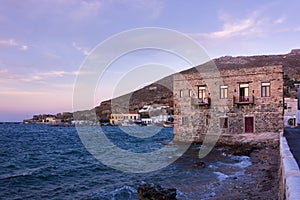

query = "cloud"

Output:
[[20, 45, 29, 51], [0, 69, 79, 83], [72, 42, 90, 56], [0, 39, 18, 47], [294, 27, 300, 32], [274, 16, 286, 24], [27, 70, 79, 81], [208, 18, 255, 39], [0, 90, 45, 95], [196, 13, 262, 39], [0, 38, 29, 51], [189, 10, 288, 40], [0, 69, 19, 81]]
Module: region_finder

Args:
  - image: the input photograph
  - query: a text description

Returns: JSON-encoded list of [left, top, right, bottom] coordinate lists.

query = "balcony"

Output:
[[191, 97, 211, 106], [233, 95, 254, 105]]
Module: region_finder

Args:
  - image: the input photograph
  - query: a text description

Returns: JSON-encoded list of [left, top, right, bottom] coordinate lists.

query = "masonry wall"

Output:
[[173, 65, 284, 142]]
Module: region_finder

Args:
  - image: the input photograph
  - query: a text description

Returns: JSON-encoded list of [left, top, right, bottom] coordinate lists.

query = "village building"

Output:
[[42, 116, 61, 125], [283, 98, 298, 127], [173, 65, 284, 142], [109, 113, 140, 125], [141, 118, 153, 125]]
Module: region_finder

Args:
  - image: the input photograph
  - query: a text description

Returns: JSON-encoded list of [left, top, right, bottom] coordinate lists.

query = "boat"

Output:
[[163, 122, 174, 128]]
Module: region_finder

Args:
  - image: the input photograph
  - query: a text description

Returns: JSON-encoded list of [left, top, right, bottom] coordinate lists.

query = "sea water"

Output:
[[0, 124, 251, 199]]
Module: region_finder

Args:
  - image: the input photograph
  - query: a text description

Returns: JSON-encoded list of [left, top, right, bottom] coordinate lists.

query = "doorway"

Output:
[[245, 116, 254, 133]]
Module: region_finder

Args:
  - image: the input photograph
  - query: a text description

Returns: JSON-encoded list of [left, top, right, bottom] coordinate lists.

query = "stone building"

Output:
[[173, 64, 284, 142], [109, 113, 140, 125]]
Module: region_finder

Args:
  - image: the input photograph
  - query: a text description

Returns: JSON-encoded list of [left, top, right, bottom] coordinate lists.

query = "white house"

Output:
[[284, 98, 297, 127], [141, 118, 153, 125], [139, 105, 153, 113]]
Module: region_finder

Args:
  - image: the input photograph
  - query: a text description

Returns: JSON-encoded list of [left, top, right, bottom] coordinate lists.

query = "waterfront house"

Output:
[[173, 65, 284, 142], [42, 116, 60, 124], [109, 113, 140, 125], [141, 118, 153, 125]]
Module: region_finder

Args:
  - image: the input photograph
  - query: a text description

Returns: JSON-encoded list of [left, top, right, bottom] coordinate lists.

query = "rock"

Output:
[[138, 184, 177, 200], [193, 161, 207, 168]]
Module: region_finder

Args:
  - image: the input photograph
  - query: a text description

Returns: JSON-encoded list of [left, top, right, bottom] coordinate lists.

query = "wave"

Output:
[[111, 185, 137, 200], [0, 167, 41, 180], [213, 171, 229, 181]]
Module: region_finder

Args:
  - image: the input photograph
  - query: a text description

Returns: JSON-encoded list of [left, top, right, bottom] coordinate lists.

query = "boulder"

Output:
[[138, 184, 177, 200]]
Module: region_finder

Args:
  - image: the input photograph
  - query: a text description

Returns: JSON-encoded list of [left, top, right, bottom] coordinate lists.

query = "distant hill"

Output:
[[75, 49, 300, 121]]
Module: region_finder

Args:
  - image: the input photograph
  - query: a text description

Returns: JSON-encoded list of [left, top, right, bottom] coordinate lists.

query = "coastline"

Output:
[[138, 132, 280, 200], [211, 133, 280, 199]]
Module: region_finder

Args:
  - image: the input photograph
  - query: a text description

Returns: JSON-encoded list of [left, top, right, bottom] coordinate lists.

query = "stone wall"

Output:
[[173, 65, 284, 142]]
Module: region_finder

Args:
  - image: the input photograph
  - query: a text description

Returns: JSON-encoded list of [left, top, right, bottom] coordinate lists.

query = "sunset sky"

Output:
[[1, 0, 300, 121]]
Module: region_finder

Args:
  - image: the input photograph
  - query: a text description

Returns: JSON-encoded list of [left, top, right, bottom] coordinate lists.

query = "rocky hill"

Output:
[[75, 49, 300, 121]]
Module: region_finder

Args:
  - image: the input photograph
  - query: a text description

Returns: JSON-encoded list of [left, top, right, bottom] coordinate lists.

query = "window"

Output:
[[206, 114, 211, 126], [189, 89, 193, 97], [220, 117, 228, 129], [182, 117, 188, 125], [220, 85, 228, 99], [261, 82, 270, 97], [239, 83, 249, 102], [179, 90, 183, 98], [198, 86, 206, 99]]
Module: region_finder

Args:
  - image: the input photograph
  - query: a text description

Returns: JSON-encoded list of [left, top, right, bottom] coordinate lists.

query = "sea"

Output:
[[0, 124, 251, 200]]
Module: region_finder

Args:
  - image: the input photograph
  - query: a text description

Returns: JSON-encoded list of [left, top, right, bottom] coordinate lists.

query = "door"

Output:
[[245, 117, 254, 133]]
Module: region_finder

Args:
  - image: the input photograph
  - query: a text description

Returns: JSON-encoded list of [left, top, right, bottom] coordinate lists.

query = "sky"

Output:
[[1, 0, 300, 121]]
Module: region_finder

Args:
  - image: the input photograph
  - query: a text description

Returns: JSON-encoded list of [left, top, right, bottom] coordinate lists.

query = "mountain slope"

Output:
[[78, 49, 300, 121]]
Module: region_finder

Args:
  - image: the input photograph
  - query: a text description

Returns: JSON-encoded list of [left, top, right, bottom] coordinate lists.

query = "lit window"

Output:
[[220, 85, 228, 99], [261, 82, 270, 97], [198, 86, 206, 99], [179, 90, 183, 98], [239, 83, 249, 102], [189, 89, 193, 97]]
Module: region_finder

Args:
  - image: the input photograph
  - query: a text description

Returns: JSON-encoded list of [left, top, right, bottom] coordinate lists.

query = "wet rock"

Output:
[[221, 144, 255, 156], [138, 184, 177, 200], [193, 161, 207, 168]]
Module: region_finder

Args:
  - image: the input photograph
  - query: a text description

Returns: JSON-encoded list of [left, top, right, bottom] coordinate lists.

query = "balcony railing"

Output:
[[233, 95, 254, 105], [191, 97, 211, 106]]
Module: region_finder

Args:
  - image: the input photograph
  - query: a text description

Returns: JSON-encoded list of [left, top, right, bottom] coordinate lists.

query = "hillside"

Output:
[[76, 49, 300, 121]]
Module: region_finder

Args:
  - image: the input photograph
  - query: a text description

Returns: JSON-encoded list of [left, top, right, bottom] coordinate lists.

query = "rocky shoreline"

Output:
[[212, 133, 280, 199], [138, 133, 280, 200]]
